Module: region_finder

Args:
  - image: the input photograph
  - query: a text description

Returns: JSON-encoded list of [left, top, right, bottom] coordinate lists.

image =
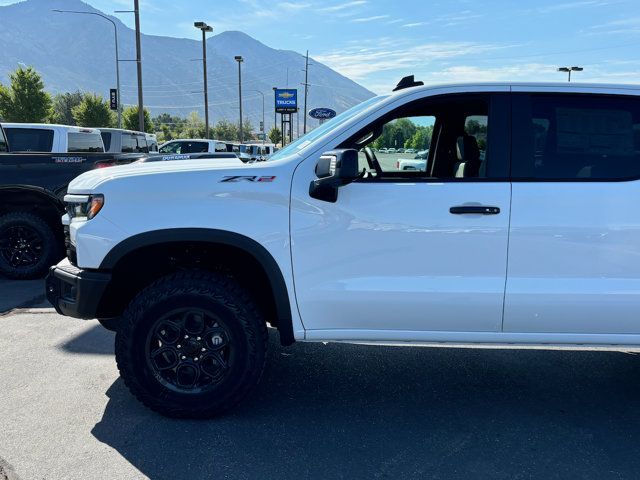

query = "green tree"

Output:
[[0, 66, 52, 122], [268, 126, 282, 145], [179, 111, 206, 138], [122, 105, 154, 132], [50, 91, 84, 125], [407, 126, 433, 150], [72, 93, 114, 127], [153, 113, 186, 133], [211, 119, 237, 141]]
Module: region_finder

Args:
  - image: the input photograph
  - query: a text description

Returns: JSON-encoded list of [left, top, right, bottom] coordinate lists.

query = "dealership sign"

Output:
[[308, 107, 337, 120], [275, 89, 298, 113]]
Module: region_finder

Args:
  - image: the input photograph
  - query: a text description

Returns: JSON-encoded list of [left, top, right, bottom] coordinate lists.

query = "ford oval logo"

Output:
[[309, 108, 337, 120]]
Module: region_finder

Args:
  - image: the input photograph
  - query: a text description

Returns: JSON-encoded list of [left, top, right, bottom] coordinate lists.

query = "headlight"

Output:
[[64, 194, 104, 221]]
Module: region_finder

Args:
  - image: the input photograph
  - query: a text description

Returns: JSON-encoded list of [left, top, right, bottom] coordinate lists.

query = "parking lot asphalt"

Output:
[[2, 283, 640, 479], [0, 278, 45, 314]]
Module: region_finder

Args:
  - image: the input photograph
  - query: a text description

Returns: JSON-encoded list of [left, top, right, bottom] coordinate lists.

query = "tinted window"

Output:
[[512, 94, 640, 180], [5, 128, 54, 152], [68, 133, 104, 153], [159, 141, 181, 154], [121, 133, 147, 153], [0, 126, 7, 152], [184, 142, 208, 153], [101, 132, 112, 151]]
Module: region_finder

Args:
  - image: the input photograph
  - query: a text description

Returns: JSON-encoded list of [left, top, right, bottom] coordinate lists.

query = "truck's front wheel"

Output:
[[115, 271, 268, 418]]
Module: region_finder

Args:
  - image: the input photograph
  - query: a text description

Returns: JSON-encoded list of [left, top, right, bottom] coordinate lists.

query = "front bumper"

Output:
[[45, 258, 111, 319]]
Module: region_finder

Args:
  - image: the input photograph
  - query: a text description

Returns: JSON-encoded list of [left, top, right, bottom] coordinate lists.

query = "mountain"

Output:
[[0, 0, 375, 132]]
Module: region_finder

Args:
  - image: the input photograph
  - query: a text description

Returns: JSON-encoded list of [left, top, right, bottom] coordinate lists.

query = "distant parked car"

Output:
[[415, 149, 429, 159], [387, 148, 397, 154], [397, 148, 405, 153], [405, 148, 417, 154], [2, 123, 104, 153], [378, 148, 388, 153], [100, 128, 150, 154], [159, 139, 228, 154]]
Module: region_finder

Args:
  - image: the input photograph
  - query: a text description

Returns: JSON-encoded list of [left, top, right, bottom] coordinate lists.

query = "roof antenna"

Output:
[[393, 75, 424, 92]]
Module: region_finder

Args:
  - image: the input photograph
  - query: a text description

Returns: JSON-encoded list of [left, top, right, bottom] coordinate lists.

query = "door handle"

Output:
[[449, 206, 500, 215]]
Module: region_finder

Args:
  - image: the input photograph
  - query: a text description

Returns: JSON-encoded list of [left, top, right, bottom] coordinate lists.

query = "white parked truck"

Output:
[[47, 80, 640, 418], [2, 123, 104, 153]]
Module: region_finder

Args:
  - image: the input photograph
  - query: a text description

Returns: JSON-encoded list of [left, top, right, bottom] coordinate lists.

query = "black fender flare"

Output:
[[0, 184, 65, 211], [100, 228, 295, 345]]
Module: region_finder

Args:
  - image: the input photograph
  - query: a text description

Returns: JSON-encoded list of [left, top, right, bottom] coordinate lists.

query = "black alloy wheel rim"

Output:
[[0, 225, 44, 269], [145, 308, 233, 394]]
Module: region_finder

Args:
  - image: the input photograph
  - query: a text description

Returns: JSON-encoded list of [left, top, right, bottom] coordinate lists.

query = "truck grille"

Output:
[[64, 225, 77, 266]]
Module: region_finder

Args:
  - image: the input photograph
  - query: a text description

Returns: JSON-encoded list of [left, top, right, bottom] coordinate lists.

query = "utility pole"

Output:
[[303, 50, 309, 134], [133, 0, 144, 131], [235, 56, 244, 143], [272, 87, 277, 134]]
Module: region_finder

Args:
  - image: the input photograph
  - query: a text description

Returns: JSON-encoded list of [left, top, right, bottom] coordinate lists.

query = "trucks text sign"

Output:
[[275, 89, 298, 114]]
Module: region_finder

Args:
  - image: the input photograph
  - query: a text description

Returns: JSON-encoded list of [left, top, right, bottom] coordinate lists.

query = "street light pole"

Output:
[[234, 56, 244, 143], [558, 66, 583, 82], [133, 0, 144, 132], [52, 9, 122, 127], [194, 22, 213, 138]]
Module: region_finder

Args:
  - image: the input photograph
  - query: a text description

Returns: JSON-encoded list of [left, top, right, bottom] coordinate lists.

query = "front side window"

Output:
[[5, 128, 54, 152], [341, 94, 507, 180], [512, 94, 640, 180], [68, 133, 104, 153], [159, 141, 181, 154]]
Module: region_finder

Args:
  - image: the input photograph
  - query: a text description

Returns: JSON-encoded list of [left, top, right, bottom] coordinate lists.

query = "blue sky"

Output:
[[7, 0, 640, 93]]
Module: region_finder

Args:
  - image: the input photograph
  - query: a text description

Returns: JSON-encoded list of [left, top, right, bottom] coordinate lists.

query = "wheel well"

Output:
[[0, 188, 65, 249], [98, 240, 294, 344]]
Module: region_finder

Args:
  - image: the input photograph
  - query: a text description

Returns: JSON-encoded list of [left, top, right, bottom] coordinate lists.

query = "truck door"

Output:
[[504, 91, 640, 335], [290, 92, 512, 336]]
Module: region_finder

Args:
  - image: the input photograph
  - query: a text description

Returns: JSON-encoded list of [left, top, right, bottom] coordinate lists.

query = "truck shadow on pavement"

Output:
[[91, 331, 640, 480], [59, 322, 115, 355]]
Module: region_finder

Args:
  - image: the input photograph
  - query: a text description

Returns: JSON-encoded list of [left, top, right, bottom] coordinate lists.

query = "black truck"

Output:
[[0, 124, 143, 279], [0, 124, 242, 279]]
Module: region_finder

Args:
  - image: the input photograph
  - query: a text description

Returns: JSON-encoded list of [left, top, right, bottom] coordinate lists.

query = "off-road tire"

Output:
[[115, 270, 268, 418], [0, 211, 58, 279]]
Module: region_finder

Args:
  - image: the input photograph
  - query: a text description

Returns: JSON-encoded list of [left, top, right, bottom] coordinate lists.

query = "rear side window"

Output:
[[5, 128, 54, 152], [184, 142, 208, 153], [122, 133, 147, 153], [101, 132, 112, 151], [68, 133, 104, 153], [0, 127, 7, 152], [512, 94, 640, 180]]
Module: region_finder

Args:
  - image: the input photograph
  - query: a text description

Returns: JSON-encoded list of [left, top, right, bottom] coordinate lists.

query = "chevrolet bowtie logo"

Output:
[[278, 92, 294, 99]]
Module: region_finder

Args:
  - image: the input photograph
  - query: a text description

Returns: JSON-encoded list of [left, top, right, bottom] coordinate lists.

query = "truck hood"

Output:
[[68, 158, 252, 192]]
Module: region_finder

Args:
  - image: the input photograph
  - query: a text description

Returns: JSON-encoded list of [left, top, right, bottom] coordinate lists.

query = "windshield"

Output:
[[268, 95, 388, 161]]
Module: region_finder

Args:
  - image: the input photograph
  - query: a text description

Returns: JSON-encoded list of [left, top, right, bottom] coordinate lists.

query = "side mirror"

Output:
[[309, 149, 360, 202]]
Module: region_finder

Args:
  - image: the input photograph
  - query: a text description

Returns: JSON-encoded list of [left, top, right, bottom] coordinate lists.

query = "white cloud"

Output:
[[317, 0, 366, 12], [316, 40, 517, 79], [535, 0, 620, 13], [350, 15, 389, 23], [402, 22, 427, 28]]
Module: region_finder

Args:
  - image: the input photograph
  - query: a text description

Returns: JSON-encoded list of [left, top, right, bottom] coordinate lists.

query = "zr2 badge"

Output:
[[220, 176, 276, 183]]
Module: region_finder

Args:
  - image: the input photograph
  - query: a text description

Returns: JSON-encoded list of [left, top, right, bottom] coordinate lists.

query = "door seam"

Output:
[[500, 182, 513, 332]]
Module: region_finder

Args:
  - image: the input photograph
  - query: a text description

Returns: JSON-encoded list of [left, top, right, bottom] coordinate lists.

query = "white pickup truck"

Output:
[[2, 123, 104, 153], [47, 80, 640, 418]]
